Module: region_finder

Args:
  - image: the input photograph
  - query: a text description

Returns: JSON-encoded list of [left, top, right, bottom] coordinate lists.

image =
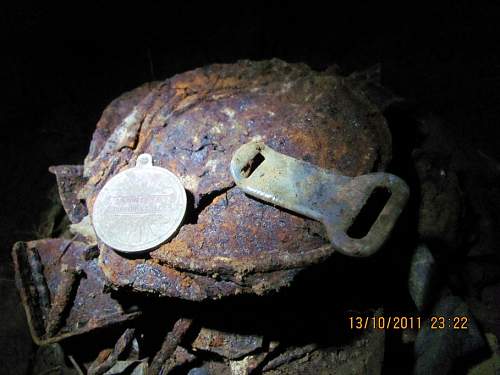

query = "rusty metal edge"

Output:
[[12, 241, 141, 346], [152, 242, 336, 277]]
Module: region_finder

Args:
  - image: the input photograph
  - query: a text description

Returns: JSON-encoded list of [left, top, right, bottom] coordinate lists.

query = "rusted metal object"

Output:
[[192, 327, 263, 360], [12, 239, 141, 345], [88, 328, 136, 375], [148, 318, 193, 375], [163, 346, 197, 373], [45, 264, 84, 337], [48, 165, 88, 223], [230, 352, 270, 375], [231, 141, 409, 257], [51, 59, 395, 300], [262, 343, 319, 372], [24, 245, 51, 321]]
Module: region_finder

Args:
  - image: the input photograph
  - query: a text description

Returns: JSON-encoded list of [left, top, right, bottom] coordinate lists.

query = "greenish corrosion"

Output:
[[231, 141, 410, 257]]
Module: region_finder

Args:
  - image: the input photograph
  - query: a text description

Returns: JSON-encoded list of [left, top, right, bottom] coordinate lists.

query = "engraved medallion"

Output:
[[92, 154, 187, 252]]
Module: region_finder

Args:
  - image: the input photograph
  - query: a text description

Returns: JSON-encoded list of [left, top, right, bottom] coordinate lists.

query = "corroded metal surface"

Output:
[[192, 327, 263, 360], [92, 153, 187, 252], [83, 81, 161, 171], [45, 264, 84, 337], [148, 318, 193, 375], [62, 59, 393, 300], [88, 328, 136, 375], [231, 141, 409, 257], [48, 165, 88, 223], [12, 239, 141, 345]]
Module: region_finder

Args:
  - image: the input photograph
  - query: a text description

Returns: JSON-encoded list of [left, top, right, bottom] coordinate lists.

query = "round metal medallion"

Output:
[[92, 154, 187, 252]]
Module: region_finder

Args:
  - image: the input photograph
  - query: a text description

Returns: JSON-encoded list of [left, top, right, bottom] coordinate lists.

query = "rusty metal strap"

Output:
[[230, 141, 409, 257]]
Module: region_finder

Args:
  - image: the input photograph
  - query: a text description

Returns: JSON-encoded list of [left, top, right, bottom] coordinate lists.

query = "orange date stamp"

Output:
[[348, 315, 469, 330]]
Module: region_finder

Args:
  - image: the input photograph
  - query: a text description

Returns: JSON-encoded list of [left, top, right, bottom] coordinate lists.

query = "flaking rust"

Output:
[[48, 165, 88, 223], [24, 245, 51, 322], [53, 59, 394, 300], [148, 318, 193, 375], [88, 328, 136, 375], [12, 239, 141, 345], [45, 265, 84, 337]]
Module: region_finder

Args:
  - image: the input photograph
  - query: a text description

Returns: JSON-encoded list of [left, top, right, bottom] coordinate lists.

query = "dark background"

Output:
[[1, 2, 499, 373], [2, 3, 500, 263]]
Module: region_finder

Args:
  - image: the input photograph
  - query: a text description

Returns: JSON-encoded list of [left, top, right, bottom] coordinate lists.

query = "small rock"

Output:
[[409, 244, 441, 311], [414, 296, 488, 375], [230, 352, 268, 375], [263, 320, 384, 374], [192, 327, 263, 360], [131, 361, 148, 375], [103, 360, 145, 375], [187, 368, 210, 375], [162, 346, 197, 374], [412, 117, 465, 251], [467, 333, 500, 375]]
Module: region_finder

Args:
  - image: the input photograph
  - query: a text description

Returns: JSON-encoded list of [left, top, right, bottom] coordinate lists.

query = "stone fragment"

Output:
[[192, 327, 263, 360], [414, 296, 488, 375], [409, 244, 440, 311]]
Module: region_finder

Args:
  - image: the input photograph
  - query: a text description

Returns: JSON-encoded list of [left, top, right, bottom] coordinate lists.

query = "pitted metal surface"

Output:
[[48, 165, 88, 223], [12, 239, 141, 345], [52, 59, 395, 300]]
